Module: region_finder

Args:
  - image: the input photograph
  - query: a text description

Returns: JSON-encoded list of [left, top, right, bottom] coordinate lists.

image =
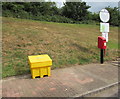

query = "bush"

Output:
[[14, 11, 30, 19], [2, 9, 98, 25], [80, 20, 98, 24], [28, 15, 75, 24], [2, 10, 14, 17]]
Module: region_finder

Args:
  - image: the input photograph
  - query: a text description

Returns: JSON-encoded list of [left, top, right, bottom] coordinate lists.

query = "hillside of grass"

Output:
[[2, 17, 119, 78]]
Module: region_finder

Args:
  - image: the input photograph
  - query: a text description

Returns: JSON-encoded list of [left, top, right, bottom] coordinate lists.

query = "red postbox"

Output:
[[98, 36, 106, 49]]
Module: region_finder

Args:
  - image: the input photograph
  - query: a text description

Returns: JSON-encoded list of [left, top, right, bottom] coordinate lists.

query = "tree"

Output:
[[91, 12, 99, 22], [105, 6, 120, 26], [62, 1, 91, 21]]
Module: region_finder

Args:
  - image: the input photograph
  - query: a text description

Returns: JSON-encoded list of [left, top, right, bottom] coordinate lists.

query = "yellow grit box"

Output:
[[28, 54, 52, 79]]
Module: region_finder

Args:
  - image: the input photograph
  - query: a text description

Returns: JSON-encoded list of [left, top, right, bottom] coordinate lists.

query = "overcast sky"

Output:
[[48, 0, 119, 13], [87, 2, 118, 13]]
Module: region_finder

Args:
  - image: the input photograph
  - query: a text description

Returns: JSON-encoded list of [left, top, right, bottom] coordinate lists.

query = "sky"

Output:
[[87, 2, 118, 13], [48, 0, 119, 13]]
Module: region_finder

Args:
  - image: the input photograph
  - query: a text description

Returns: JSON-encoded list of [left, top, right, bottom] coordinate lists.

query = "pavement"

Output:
[[2, 60, 120, 98], [86, 84, 119, 97]]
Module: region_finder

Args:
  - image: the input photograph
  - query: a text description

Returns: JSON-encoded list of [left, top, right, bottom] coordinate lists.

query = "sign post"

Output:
[[99, 9, 110, 64]]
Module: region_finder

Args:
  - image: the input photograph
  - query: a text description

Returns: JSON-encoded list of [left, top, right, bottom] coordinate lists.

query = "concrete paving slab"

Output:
[[85, 84, 119, 97], [2, 61, 119, 97]]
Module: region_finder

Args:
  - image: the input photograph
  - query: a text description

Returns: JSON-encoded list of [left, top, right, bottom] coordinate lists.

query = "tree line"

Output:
[[2, 1, 120, 26]]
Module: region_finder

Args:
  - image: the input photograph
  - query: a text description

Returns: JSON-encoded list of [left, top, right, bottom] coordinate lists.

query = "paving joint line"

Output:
[[68, 81, 120, 98]]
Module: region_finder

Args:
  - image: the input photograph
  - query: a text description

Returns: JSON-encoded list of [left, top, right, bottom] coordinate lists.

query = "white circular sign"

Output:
[[99, 9, 110, 22]]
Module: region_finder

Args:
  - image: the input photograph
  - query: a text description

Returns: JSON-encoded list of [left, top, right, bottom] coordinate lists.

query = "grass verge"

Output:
[[2, 17, 119, 78]]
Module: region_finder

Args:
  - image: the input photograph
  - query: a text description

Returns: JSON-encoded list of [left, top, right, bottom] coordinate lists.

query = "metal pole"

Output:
[[100, 49, 104, 64]]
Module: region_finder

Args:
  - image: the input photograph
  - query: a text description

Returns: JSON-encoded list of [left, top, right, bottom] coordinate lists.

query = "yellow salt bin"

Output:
[[28, 54, 52, 79]]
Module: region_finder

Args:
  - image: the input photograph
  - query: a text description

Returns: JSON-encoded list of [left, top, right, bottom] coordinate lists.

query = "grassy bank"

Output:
[[2, 17, 119, 78]]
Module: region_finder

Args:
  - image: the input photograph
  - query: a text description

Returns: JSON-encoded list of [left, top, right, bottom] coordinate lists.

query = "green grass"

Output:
[[107, 41, 118, 49], [2, 17, 119, 78]]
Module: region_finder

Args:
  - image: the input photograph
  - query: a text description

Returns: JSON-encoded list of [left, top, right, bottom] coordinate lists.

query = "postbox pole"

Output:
[[99, 9, 110, 64], [100, 49, 104, 64], [104, 49, 106, 56]]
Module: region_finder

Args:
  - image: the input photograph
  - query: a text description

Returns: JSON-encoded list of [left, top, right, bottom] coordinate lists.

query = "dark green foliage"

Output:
[[62, 1, 90, 21], [2, 2, 78, 24], [90, 7, 120, 26], [29, 15, 75, 23], [91, 13, 100, 22], [2, 2, 74, 23], [2, 2, 119, 26], [105, 6, 120, 26], [2, 2, 58, 16]]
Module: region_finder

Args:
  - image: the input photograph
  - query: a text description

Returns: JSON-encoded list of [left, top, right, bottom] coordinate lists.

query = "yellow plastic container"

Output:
[[28, 54, 52, 79]]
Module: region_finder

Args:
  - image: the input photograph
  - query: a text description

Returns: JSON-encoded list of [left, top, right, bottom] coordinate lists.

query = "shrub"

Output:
[[2, 10, 97, 25], [2, 10, 14, 17]]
